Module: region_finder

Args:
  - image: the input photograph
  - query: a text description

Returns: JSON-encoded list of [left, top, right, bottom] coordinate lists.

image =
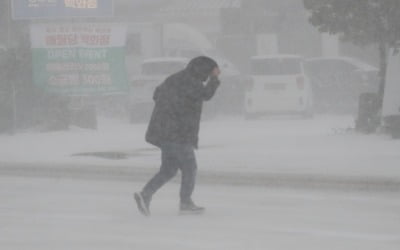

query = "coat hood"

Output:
[[186, 56, 218, 81]]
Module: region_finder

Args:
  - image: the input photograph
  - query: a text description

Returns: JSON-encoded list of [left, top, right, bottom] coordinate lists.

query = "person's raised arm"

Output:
[[202, 67, 221, 101], [185, 66, 221, 101]]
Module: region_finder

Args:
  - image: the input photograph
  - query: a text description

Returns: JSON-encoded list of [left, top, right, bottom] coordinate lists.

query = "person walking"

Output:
[[134, 56, 221, 216]]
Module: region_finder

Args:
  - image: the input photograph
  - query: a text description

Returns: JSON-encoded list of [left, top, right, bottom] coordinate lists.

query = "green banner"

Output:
[[30, 23, 128, 95]]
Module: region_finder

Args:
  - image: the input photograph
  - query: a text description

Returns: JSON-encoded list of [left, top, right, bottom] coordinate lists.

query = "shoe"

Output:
[[134, 192, 151, 216], [179, 201, 205, 215]]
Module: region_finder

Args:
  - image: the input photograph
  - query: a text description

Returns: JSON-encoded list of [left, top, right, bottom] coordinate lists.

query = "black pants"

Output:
[[142, 143, 197, 204]]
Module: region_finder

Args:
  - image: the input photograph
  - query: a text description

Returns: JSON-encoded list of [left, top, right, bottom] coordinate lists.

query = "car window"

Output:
[[142, 61, 186, 75], [251, 58, 302, 75], [305, 59, 358, 74]]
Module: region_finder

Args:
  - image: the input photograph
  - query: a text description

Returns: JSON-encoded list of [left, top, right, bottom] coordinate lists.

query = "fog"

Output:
[[0, 1, 399, 250]]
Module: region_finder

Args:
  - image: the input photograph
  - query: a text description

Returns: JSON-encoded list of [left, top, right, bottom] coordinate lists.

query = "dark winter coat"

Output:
[[145, 56, 220, 148]]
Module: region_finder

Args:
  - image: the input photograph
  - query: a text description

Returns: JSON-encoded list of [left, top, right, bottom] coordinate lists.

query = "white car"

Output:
[[128, 57, 188, 122], [244, 55, 313, 118], [304, 56, 379, 113]]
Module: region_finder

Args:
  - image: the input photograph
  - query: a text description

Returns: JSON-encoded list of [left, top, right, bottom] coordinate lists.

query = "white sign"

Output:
[[30, 23, 126, 49]]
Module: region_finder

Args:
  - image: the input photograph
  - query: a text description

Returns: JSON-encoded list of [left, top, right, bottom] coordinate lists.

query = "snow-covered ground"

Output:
[[0, 176, 399, 250], [0, 115, 399, 180], [1, 115, 399, 249]]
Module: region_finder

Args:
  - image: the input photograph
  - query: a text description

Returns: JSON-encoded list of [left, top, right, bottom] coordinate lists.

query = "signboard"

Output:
[[30, 23, 129, 95], [12, 0, 114, 20]]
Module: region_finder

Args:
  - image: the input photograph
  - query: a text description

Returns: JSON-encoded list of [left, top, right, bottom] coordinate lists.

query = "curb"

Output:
[[1, 162, 399, 193]]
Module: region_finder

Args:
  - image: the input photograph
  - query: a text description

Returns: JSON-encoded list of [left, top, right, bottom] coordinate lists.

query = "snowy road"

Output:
[[0, 175, 399, 250]]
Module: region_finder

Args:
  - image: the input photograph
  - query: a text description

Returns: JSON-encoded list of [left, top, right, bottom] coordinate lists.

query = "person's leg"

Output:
[[178, 145, 204, 214], [141, 144, 179, 199], [135, 144, 180, 216], [178, 145, 197, 204]]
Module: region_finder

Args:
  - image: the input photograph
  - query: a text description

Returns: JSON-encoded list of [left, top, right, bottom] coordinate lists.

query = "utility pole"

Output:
[[7, 0, 17, 134]]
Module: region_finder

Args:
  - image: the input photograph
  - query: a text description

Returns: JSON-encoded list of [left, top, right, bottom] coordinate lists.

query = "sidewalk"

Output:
[[1, 116, 399, 191]]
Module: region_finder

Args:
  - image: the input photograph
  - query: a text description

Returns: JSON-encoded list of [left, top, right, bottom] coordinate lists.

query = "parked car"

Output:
[[128, 57, 188, 122], [304, 57, 379, 114], [244, 55, 313, 118]]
